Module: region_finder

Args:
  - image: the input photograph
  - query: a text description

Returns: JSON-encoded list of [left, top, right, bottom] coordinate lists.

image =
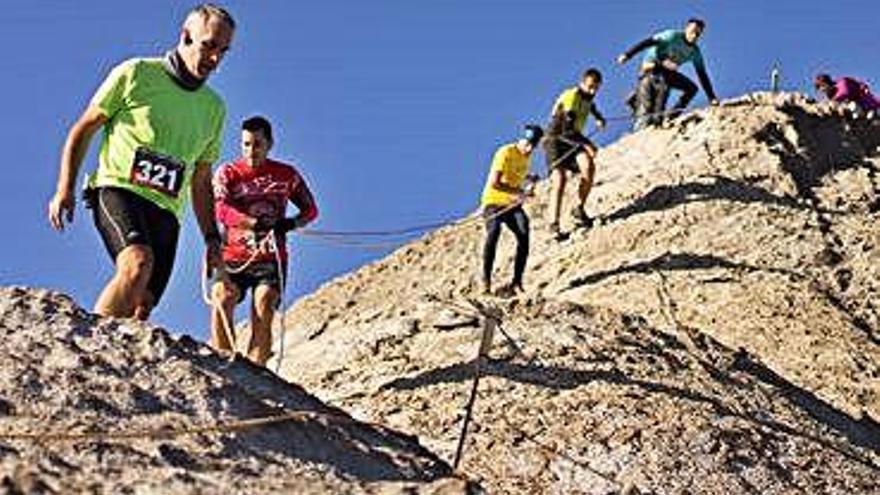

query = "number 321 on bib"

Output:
[[130, 147, 186, 197]]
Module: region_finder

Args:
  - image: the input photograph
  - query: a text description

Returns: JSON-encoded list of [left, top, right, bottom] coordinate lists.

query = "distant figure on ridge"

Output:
[[543, 69, 606, 241], [47, 4, 235, 320], [618, 17, 719, 130], [814, 74, 880, 118], [210, 116, 318, 366], [480, 125, 542, 297]]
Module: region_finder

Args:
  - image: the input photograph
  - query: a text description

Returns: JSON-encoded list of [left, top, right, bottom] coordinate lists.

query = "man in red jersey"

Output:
[[210, 116, 318, 366]]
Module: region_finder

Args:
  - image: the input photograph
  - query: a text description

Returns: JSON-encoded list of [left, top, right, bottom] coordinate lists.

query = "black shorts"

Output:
[[90, 186, 180, 304], [543, 135, 595, 173], [226, 261, 286, 305]]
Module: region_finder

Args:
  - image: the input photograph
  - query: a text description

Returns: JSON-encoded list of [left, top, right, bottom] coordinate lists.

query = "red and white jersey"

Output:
[[213, 158, 318, 263]]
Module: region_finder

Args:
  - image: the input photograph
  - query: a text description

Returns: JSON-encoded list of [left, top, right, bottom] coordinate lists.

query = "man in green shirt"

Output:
[[48, 4, 235, 320], [543, 68, 606, 240], [618, 18, 719, 130]]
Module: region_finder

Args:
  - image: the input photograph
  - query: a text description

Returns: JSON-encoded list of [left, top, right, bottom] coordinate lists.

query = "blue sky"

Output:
[[2, 1, 877, 338]]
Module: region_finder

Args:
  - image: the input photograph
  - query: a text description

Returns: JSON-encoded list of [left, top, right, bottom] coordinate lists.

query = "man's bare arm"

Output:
[[48, 105, 107, 230], [191, 162, 223, 268]]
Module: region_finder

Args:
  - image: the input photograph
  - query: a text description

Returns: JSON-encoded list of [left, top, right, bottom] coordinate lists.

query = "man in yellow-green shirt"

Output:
[[543, 68, 606, 241], [480, 125, 543, 296], [48, 4, 235, 320]]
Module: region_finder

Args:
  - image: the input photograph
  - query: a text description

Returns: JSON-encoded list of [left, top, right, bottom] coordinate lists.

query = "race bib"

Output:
[[130, 147, 186, 197]]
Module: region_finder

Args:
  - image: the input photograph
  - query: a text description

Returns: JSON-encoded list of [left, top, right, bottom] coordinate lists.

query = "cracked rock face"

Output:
[[280, 93, 880, 494], [0, 287, 475, 494]]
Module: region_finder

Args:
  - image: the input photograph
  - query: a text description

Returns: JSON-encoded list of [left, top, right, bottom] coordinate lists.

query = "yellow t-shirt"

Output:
[[550, 87, 593, 134], [480, 143, 530, 207]]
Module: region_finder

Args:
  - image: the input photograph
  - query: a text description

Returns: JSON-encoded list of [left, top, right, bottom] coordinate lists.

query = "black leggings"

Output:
[[482, 205, 529, 287]]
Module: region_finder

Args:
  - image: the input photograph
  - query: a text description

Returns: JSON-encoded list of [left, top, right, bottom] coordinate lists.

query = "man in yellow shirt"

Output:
[[543, 68, 606, 241], [480, 125, 543, 296]]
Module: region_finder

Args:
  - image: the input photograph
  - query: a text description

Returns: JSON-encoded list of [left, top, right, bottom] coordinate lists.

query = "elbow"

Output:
[[304, 205, 319, 224]]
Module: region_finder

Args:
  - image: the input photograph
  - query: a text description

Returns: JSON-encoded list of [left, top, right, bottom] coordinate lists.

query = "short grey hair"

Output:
[[187, 3, 236, 30]]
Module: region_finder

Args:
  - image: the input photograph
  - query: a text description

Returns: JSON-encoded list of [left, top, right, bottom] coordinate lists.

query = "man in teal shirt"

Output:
[[618, 18, 719, 130], [48, 4, 235, 320]]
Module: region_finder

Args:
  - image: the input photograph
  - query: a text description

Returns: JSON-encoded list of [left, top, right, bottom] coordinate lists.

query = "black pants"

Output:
[[483, 205, 529, 287], [635, 68, 698, 129]]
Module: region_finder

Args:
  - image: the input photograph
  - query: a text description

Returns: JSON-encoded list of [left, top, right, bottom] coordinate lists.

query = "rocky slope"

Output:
[[277, 93, 880, 494], [0, 287, 474, 494]]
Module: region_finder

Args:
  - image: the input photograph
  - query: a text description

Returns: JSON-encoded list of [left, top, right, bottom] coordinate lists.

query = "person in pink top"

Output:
[[814, 74, 880, 117], [211, 116, 318, 365]]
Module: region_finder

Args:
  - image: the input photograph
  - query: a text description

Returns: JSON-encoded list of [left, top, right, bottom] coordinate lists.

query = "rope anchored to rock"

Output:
[[0, 409, 355, 444]]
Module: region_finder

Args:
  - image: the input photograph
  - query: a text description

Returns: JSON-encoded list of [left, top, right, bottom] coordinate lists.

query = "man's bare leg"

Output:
[[94, 245, 154, 318], [551, 167, 567, 228], [210, 279, 240, 353], [576, 148, 597, 212], [248, 284, 279, 366]]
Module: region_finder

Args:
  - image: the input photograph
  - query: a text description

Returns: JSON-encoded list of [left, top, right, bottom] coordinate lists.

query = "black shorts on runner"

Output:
[[543, 135, 595, 174], [90, 186, 180, 304], [226, 261, 286, 306]]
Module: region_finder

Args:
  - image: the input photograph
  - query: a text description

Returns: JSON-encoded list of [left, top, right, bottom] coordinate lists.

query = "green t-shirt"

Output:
[[87, 58, 226, 220], [642, 30, 706, 73], [550, 87, 595, 134]]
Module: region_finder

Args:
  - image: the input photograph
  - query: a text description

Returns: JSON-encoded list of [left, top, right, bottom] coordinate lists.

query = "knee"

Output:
[[515, 215, 530, 240], [212, 282, 239, 308], [253, 288, 279, 318], [583, 161, 596, 178], [578, 152, 595, 171], [116, 247, 153, 284], [578, 147, 596, 162], [553, 169, 567, 187], [484, 229, 501, 245]]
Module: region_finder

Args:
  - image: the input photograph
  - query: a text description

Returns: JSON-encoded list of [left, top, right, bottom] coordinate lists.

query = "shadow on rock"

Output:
[[754, 106, 880, 202], [381, 319, 880, 468], [732, 349, 880, 458], [606, 175, 805, 224], [563, 251, 802, 291], [174, 341, 452, 483]]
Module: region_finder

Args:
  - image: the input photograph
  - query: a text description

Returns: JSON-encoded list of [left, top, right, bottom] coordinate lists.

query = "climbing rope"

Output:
[[297, 186, 536, 250], [0, 409, 362, 443]]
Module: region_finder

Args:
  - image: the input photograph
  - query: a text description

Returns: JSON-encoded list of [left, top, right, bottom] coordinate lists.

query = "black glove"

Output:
[[273, 217, 304, 234]]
